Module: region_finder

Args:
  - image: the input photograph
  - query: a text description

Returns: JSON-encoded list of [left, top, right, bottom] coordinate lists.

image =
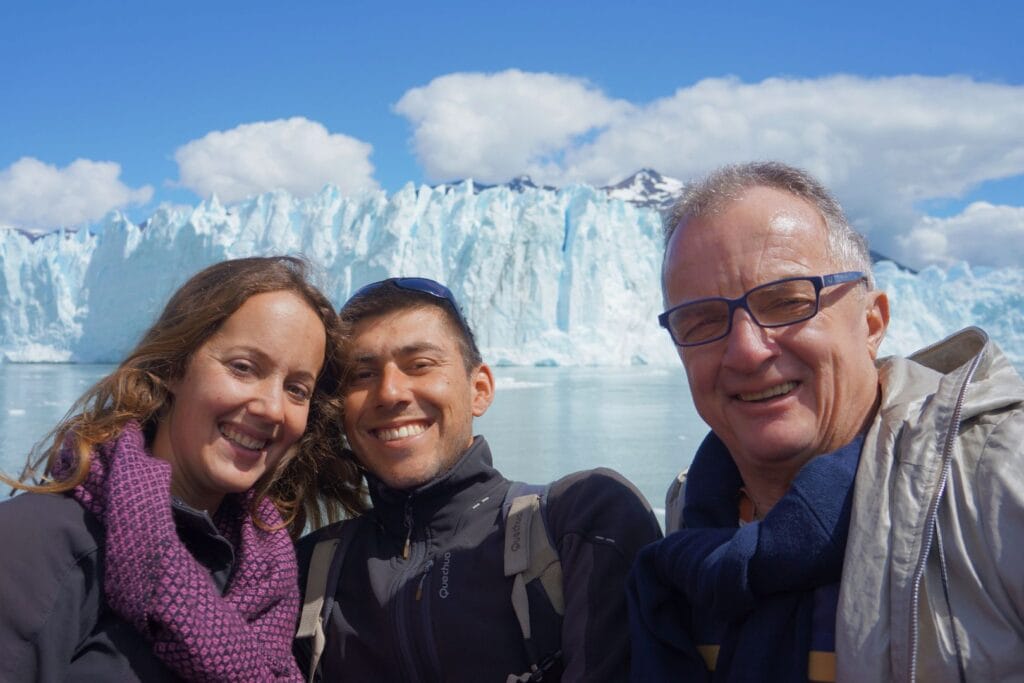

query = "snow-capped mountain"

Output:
[[602, 168, 685, 209]]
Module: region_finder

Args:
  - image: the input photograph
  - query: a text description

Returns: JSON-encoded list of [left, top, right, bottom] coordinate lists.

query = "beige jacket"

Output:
[[837, 327, 1024, 682]]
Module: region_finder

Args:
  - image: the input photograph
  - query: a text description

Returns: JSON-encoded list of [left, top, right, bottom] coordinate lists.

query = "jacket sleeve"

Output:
[[0, 493, 100, 682], [547, 468, 663, 682]]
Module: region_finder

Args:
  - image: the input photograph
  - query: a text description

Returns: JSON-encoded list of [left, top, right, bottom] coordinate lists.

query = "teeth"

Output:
[[739, 381, 797, 402], [220, 425, 267, 451], [375, 423, 427, 442]]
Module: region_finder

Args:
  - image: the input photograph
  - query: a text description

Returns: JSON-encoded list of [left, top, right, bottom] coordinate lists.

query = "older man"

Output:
[[628, 162, 1024, 682], [295, 277, 662, 682]]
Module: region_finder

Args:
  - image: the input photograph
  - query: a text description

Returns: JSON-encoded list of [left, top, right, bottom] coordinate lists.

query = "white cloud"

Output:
[[898, 202, 1024, 268], [0, 157, 153, 232], [394, 69, 633, 183], [396, 72, 1024, 267], [174, 117, 378, 202]]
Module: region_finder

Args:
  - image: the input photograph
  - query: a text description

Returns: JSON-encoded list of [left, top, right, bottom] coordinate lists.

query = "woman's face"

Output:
[[152, 290, 327, 512]]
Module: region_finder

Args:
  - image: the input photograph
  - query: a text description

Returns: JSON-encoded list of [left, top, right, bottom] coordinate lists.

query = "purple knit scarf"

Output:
[[55, 423, 303, 682]]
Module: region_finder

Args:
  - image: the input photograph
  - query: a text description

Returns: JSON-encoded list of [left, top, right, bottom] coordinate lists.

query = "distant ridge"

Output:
[[13, 169, 914, 272], [442, 169, 916, 272], [439, 168, 681, 209]]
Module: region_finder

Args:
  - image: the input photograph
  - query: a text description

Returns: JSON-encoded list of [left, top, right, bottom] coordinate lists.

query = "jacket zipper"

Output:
[[415, 559, 434, 601], [401, 496, 416, 559], [391, 495, 443, 682], [392, 496, 424, 682], [907, 351, 981, 681]]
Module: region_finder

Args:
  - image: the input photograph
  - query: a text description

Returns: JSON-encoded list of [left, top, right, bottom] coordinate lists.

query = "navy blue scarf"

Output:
[[627, 433, 862, 682]]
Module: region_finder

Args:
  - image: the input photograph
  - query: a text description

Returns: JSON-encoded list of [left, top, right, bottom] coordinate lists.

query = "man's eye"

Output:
[[763, 296, 816, 318], [678, 314, 726, 342], [351, 368, 376, 382]]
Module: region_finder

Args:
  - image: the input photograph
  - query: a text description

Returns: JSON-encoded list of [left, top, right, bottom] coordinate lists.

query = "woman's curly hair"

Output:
[[4, 256, 367, 538]]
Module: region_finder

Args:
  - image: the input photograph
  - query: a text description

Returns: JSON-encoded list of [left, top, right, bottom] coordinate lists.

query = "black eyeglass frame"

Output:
[[658, 271, 867, 347]]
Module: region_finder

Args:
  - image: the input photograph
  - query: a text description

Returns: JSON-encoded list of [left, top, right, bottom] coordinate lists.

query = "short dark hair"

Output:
[[339, 279, 483, 373]]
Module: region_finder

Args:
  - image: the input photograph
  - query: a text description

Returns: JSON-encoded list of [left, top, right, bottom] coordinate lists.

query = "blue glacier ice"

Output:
[[1, 176, 1022, 369]]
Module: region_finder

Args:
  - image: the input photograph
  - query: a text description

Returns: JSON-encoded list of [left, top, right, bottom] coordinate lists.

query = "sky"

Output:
[[2, 0, 1023, 269]]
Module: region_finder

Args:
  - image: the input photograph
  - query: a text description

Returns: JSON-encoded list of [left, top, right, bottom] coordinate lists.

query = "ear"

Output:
[[864, 289, 890, 359], [470, 363, 495, 417]]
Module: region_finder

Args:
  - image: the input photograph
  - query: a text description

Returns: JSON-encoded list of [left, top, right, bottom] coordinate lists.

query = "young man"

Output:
[[629, 161, 1024, 682], [297, 277, 662, 682]]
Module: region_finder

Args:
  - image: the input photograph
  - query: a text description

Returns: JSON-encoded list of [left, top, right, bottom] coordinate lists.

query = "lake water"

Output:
[[0, 363, 707, 524]]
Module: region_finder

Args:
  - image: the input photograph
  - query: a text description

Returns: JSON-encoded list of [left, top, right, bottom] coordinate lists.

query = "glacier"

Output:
[[1, 177, 1022, 369]]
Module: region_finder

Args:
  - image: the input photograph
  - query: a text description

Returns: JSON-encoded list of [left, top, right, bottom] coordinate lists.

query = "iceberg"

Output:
[[1, 172, 1022, 369]]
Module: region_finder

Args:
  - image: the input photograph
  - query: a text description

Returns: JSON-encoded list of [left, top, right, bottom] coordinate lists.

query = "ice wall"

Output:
[[1, 181, 1022, 368]]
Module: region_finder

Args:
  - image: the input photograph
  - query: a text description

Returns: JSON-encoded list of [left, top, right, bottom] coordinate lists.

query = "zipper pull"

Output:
[[402, 499, 414, 560], [415, 559, 434, 601]]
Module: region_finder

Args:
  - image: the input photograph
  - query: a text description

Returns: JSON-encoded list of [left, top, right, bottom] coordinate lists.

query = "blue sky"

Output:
[[2, 0, 1023, 268]]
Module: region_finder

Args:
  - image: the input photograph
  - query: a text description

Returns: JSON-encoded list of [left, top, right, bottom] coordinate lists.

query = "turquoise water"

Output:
[[0, 363, 706, 520]]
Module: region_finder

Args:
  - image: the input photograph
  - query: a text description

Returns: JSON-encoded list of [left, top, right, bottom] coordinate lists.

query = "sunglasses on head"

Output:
[[346, 277, 471, 330]]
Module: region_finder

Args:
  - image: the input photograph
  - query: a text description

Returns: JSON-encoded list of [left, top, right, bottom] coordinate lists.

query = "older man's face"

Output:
[[662, 186, 888, 479]]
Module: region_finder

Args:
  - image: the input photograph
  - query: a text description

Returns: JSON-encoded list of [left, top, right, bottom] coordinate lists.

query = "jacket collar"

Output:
[[364, 435, 507, 540]]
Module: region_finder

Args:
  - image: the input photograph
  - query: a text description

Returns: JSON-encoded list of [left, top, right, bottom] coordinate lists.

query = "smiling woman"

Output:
[[0, 256, 366, 682]]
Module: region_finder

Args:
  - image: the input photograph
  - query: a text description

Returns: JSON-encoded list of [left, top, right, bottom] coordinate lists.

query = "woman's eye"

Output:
[[228, 359, 255, 375], [287, 384, 312, 401]]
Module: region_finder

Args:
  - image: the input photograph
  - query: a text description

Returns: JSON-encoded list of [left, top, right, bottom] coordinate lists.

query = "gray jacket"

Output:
[[837, 327, 1024, 681]]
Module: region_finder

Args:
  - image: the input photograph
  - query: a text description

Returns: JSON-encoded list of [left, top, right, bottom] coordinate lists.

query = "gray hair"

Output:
[[663, 161, 874, 286]]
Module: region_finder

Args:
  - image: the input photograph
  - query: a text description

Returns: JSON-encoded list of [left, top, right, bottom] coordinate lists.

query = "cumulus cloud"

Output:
[[0, 157, 153, 232], [396, 72, 1024, 267], [394, 69, 633, 183], [898, 202, 1024, 268], [174, 117, 378, 202]]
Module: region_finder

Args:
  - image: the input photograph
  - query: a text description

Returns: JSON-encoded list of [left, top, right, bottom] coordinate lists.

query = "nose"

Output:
[[249, 379, 286, 425], [721, 309, 778, 371], [376, 363, 412, 406]]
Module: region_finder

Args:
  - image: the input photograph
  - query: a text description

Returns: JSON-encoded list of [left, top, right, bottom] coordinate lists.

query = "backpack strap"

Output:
[[296, 520, 360, 683], [503, 482, 564, 683], [664, 468, 689, 534]]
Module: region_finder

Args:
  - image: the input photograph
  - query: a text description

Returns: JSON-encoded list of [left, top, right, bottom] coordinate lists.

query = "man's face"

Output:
[[343, 306, 494, 490], [662, 186, 888, 480]]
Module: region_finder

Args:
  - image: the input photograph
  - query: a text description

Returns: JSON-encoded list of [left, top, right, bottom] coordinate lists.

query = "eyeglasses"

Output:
[[346, 277, 472, 332], [658, 271, 866, 347]]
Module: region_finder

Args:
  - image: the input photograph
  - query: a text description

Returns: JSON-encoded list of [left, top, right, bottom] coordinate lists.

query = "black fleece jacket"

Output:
[[296, 436, 662, 682], [0, 491, 235, 681]]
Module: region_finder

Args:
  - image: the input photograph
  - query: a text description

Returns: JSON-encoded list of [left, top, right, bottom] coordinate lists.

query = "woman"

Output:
[[0, 256, 365, 681]]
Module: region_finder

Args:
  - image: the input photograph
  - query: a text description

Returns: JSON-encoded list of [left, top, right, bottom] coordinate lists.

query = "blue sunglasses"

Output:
[[345, 277, 472, 331]]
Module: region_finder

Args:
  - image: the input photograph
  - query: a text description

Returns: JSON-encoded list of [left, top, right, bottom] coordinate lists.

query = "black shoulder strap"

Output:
[[296, 519, 361, 683], [502, 481, 564, 683]]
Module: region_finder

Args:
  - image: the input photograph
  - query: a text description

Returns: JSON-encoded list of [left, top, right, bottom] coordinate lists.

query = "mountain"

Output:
[[602, 168, 685, 209]]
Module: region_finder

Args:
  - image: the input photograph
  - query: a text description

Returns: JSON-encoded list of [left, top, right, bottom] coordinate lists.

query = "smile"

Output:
[[737, 381, 798, 402], [220, 424, 268, 451], [373, 422, 429, 442]]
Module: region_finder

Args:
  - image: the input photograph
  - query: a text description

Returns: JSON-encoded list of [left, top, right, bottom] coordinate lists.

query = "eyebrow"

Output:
[[351, 341, 449, 365], [224, 344, 319, 383]]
